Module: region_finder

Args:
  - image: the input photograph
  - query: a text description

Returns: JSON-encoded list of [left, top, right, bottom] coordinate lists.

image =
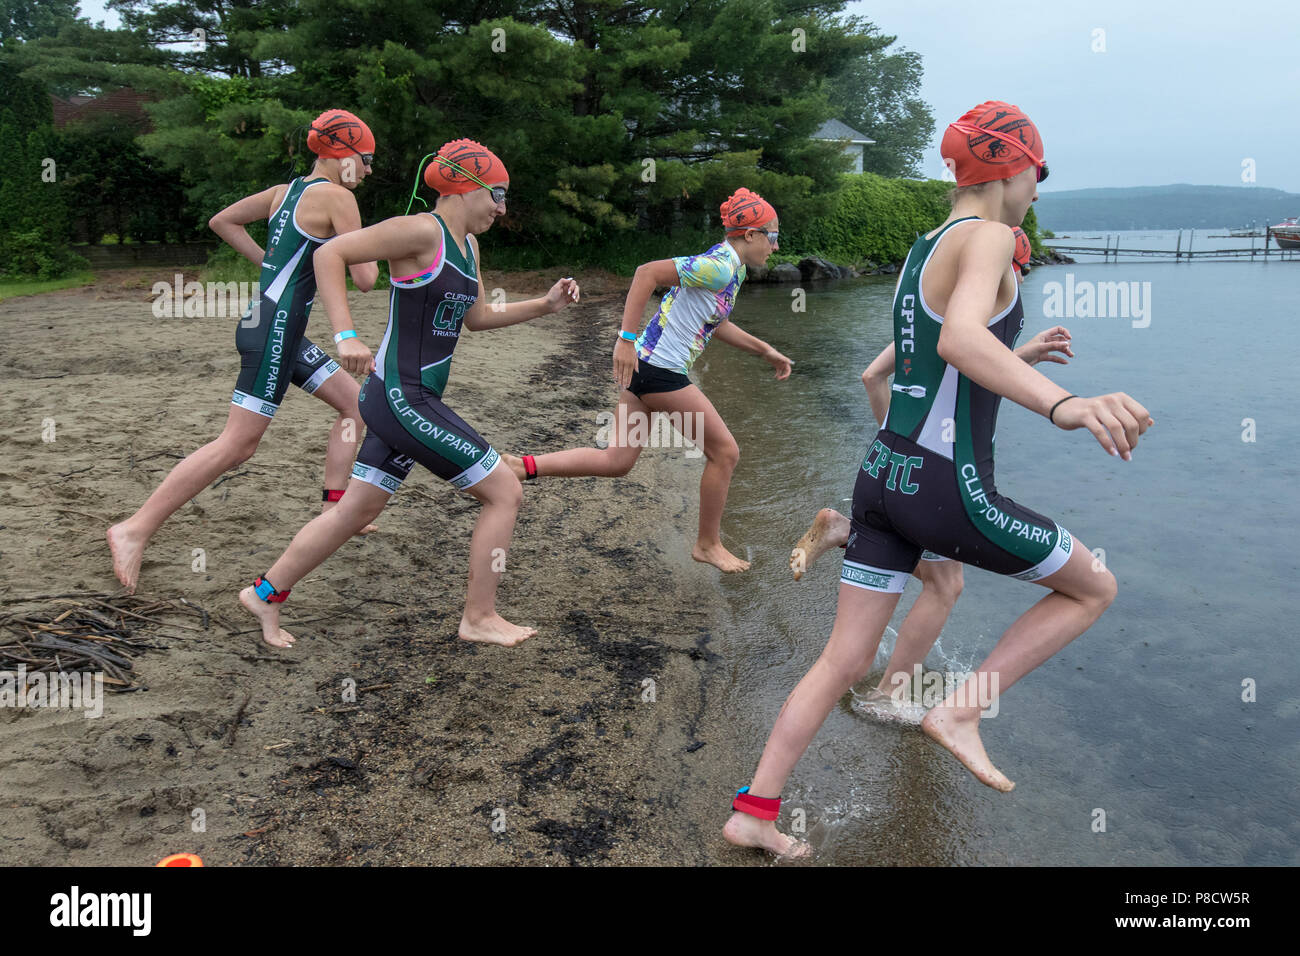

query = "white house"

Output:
[[812, 119, 874, 174]]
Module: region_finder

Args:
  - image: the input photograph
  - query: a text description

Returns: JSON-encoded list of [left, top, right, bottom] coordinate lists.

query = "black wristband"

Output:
[[1049, 394, 1078, 425]]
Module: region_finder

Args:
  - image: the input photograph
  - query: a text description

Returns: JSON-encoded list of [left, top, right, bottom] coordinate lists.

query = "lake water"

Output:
[[693, 257, 1299, 865]]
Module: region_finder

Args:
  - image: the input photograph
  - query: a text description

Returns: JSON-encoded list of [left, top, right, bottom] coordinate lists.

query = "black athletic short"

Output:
[[627, 362, 691, 398], [350, 373, 499, 493]]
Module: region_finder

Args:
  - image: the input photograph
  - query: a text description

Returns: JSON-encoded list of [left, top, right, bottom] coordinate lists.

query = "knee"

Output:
[[606, 454, 637, 478], [225, 435, 260, 466], [1091, 567, 1118, 611], [930, 569, 964, 607], [710, 440, 740, 472], [490, 471, 524, 511]]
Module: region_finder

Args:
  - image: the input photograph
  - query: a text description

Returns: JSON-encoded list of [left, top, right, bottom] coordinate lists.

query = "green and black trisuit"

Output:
[[842, 217, 1074, 593], [351, 213, 500, 494], [232, 176, 340, 418]]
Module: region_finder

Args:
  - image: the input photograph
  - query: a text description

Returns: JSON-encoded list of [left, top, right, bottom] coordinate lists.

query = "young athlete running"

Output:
[[726, 101, 1153, 857], [503, 188, 793, 573], [238, 140, 580, 649], [790, 226, 1067, 724], [107, 110, 380, 593]]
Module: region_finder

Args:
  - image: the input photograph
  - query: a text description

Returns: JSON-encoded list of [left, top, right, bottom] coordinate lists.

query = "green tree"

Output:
[[825, 24, 933, 178], [0, 58, 83, 277], [0, 0, 81, 43]]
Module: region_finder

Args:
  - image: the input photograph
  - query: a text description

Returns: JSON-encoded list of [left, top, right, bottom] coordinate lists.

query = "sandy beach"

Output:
[[0, 268, 760, 866]]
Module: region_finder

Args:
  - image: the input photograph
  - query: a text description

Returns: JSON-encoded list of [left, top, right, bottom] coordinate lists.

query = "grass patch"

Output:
[[0, 273, 95, 301]]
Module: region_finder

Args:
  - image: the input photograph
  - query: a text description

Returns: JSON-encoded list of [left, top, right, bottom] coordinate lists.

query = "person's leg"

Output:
[[640, 385, 748, 572], [875, 557, 964, 697], [456, 463, 535, 647], [724, 582, 903, 855], [108, 404, 272, 592], [504, 390, 650, 480], [237, 477, 391, 648], [790, 508, 851, 580], [921, 538, 1116, 791], [310, 370, 379, 534]]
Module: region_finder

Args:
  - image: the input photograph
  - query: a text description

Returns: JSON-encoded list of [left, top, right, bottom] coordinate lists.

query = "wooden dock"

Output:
[[1046, 229, 1298, 261]]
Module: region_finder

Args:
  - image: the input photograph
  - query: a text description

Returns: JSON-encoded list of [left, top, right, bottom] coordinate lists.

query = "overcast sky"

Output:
[[854, 0, 1300, 193], [76, 0, 1299, 194]]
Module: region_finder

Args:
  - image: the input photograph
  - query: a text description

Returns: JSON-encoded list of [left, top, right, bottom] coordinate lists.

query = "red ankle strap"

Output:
[[732, 786, 780, 821], [521, 454, 537, 480]]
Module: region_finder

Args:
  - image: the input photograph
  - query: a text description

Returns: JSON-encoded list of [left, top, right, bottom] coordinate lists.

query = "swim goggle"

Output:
[[309, 123, 374, 169], [404, 152, 509, 215], [430, 155, 508, 203], [947, 121, 1049, 183]]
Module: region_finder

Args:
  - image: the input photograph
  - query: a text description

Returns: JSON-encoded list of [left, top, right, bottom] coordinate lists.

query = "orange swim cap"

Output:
[[941, 101, 1043, 187], [307, 110, 375, 159], [720, 188, 777, 234], [1012, 227, 1032, 274], [423, 139, 509, 195]]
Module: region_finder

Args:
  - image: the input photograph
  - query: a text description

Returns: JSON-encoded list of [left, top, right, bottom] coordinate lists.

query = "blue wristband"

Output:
[[618, 330, 637, 342], [334, 330, 358, 344]]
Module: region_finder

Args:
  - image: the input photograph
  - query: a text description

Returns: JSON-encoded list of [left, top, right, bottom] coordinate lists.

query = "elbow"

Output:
[[207, 214, 223, 235], [936, 329, 957, 365]]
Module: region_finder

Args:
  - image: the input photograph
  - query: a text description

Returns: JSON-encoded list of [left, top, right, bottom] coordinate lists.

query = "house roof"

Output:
[[813, 119, 874, 145], [50, 88, 154, 130]]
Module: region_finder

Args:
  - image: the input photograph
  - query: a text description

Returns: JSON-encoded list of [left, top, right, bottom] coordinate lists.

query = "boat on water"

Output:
[[1271, 217, 1300, 249]]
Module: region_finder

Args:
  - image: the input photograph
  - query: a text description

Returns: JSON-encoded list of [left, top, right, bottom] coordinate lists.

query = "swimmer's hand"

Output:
[[1052, 392, 1153, 462], [546, 277, 581, 313], [1016, 326, 1073, 366], [337, 337, 375, 376], [763, 346, 794, 381], [613, 337, 638, 390]]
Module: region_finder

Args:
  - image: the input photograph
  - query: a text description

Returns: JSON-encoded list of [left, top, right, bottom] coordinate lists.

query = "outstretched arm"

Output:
[[713, 320, 793, 380], [208, 186, 282, 267], [939, 222, 1151, 458], [462, 235, 579, 331]]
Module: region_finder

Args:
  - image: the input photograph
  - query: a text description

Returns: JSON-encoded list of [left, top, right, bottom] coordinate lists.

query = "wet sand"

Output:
[[0, 268, 761, 866]]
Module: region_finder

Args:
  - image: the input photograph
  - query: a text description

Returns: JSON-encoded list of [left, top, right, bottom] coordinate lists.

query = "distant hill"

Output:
[[1033, 185, 1300, 231]]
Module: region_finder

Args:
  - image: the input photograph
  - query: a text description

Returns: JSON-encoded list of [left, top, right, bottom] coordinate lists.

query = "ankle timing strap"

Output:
[[322, 489, 345, 502], [732, 786, 780, 821], [522, 454, 538, 480], [253, 576, 290, 603]]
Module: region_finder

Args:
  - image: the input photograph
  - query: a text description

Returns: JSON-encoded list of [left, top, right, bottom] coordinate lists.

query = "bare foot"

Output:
[[107, 522, 146, 594], [790, 508, 850, 581], [921, 705, 1014, 792], [501, 453, 529, 482], [320, 504, 378, 536], [238, 586, 296, 648], [722, 812, 811, 859], [853, 687, 926, 726], [692, 541, 751, 572], [459, 612, 536, 647]]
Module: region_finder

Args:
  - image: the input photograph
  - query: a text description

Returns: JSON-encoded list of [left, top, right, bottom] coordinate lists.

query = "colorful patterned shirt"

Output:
[[636, 241, 746, 373]]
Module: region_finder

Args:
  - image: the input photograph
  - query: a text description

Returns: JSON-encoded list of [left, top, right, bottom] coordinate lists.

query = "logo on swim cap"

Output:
[[964, 104, 1039, 166], [308, 109, 375, 158], [440, 144, 493, 183], [721, 187, 776, 233]]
